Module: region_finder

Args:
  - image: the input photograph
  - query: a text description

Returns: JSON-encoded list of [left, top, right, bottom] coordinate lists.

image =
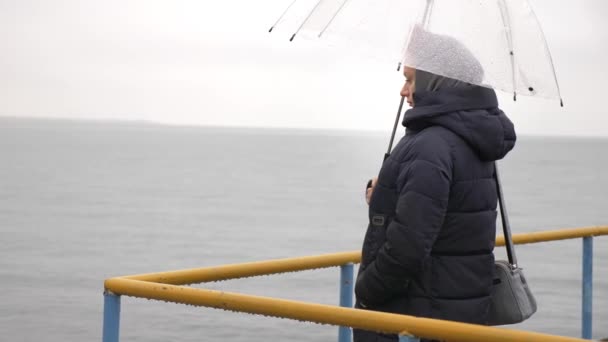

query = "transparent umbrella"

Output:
[[269, 0, 563, 104]]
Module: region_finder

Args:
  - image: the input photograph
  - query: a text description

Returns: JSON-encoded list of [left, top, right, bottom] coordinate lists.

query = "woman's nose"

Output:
[[400, 84, 409, 97]]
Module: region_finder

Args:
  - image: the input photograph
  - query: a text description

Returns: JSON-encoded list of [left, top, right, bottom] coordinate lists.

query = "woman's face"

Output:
[[400, 67, 415, 107]]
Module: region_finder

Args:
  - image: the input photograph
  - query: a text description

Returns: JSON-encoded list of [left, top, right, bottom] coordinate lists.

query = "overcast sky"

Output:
[[1, 0, 607, 136]]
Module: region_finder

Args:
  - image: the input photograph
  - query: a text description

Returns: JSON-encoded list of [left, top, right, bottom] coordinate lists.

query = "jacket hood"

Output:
[[403, 86, 516, 161]]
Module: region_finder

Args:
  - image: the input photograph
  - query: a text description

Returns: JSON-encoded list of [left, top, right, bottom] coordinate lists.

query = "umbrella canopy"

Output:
[[270, 0, 562, 103], [269, 0, 419, 62]]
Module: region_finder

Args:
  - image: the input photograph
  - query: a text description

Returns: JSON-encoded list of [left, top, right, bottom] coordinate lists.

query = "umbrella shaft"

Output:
[[386, 96, 406, 159]]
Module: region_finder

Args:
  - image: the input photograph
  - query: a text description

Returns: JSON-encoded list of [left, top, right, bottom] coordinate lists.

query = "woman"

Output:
[[354, 64, 516, 341]]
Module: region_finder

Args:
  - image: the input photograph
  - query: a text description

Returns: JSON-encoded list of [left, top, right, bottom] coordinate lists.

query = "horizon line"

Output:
[[1, 114, 606, 140]]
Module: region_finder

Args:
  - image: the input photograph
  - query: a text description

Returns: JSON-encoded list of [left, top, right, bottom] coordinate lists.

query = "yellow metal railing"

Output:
[[103, 226, 608, 342], [121, 251, 360, 285], [495, 225, 608, 246]]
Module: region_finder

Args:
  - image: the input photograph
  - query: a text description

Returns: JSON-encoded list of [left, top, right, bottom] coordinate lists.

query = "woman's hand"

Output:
[[365, 177, 378, 205]]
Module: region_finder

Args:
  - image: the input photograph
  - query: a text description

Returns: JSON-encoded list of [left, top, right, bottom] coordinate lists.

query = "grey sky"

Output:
[[1, 0, 607, 136]]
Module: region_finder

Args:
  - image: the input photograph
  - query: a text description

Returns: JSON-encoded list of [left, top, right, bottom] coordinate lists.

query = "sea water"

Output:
[[0, 117, 606, 341]]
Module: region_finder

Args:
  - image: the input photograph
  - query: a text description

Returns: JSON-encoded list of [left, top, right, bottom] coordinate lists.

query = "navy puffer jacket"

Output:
[[355, 86, 516, 329]]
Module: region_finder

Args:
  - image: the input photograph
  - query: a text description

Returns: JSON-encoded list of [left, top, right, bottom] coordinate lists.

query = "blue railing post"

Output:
[[103, 291, 121, 342], [582, 237, 593, 339], [338, 263, 354, 342]]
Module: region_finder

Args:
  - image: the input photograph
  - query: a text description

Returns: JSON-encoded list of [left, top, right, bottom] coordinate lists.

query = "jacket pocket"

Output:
[[360, 214, 389, 268]]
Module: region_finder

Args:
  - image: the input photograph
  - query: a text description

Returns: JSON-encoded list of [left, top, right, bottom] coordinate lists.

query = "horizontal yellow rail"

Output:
[[104, 226, 607, 342], [105, 277, 587, 342], [123, 251, 360, 285], [495, 225, 608, 246], [117, 226, 608, 285]]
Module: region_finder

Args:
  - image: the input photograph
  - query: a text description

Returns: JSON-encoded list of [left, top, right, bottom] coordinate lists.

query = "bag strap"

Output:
[[494, 162, 518, 268]]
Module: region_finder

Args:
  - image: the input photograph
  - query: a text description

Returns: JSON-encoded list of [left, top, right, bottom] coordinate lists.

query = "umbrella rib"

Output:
[[290, 0, 325, 41], [421, 0, 435, 29], [498, 0, 517, 101], [526, 0, 564, 106], [317, 0, 350, 38], [269, 0, 298, 33]]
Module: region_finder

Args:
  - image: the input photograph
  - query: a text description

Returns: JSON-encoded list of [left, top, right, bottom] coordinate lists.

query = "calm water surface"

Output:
[[0, 118, 606, 341]]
